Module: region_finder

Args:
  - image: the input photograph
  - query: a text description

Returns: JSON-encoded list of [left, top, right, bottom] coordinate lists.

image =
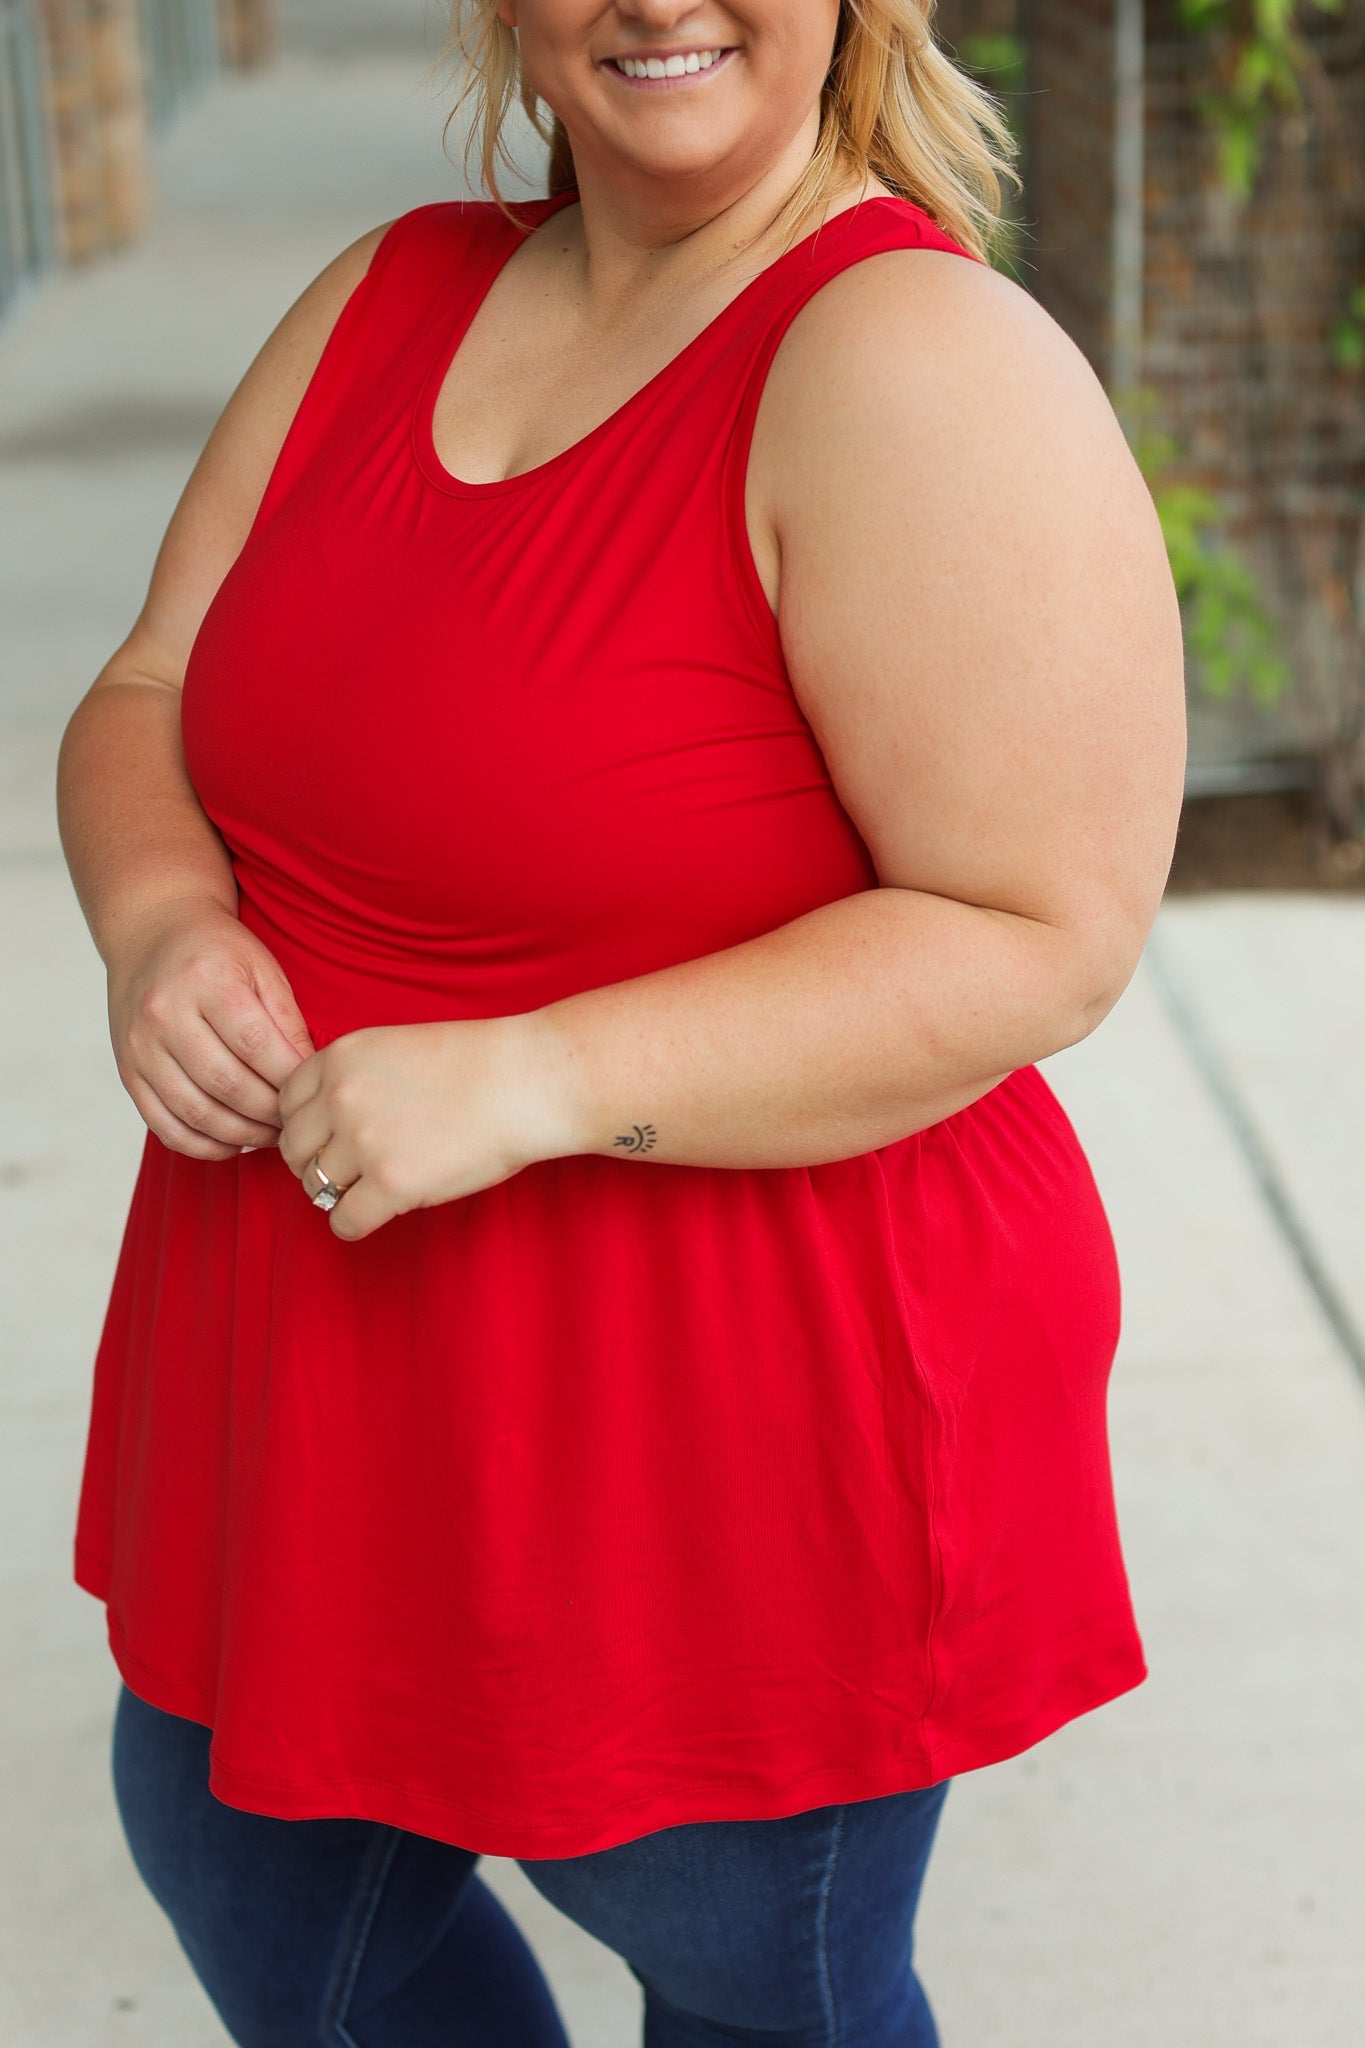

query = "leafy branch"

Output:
[[1332, 282, 1365, 369], [1176, 0, 1365, 361], [1128, 395, 1291, 704], [1174, 0, 1346, 195]]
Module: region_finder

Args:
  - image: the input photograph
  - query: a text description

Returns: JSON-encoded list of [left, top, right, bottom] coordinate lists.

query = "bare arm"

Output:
[[57, 219, 394, 1159], [522, 251, 1188, 1169]]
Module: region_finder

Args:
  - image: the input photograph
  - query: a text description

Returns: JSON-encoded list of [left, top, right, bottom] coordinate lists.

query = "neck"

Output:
[[540, 123, 869, 331]]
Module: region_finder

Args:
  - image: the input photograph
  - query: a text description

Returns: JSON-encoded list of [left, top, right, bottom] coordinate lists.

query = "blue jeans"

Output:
[[110, 1679, 950, 2046]]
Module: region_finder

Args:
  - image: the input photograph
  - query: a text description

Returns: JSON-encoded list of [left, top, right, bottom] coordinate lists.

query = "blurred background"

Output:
[[1, 4, 1364, 2045]]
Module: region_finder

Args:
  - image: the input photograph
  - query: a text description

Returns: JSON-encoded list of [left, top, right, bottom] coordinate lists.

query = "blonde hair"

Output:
[[434, 1, 1020, 262]]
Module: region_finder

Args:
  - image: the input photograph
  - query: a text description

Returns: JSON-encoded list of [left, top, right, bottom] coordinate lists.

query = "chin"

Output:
[[605, 129, 750, 186], [627, 151, 735, 186]]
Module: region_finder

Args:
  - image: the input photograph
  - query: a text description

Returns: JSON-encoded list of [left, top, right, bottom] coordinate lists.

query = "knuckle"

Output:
[[223, 1003, 271, 1058], [370, 1160, 411, 1206], [167, 1086, 210, 1132], [137, 988, 170, 1029], [349, 1125, 385, 1175], [327, 1072, 362, 1113]]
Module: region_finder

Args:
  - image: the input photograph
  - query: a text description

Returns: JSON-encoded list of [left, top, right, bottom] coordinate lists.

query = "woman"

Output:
[[57, 0, 1187, 2042]]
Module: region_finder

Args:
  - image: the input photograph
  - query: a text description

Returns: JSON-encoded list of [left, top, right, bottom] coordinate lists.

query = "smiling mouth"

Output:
[[602, 46, 738, 87]]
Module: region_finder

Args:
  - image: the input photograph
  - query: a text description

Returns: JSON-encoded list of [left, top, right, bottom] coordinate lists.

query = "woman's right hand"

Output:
[[60, 219, 392, 1163], [107, 900, 317, 1161]]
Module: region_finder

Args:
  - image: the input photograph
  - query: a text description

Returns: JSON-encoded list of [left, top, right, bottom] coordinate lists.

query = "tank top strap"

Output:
[[249, 198, 564, 536], [714, 194, 981, 477], [365, 193, 574, 341], [249, 193, 975, 541], [677, 196, 980, 648]]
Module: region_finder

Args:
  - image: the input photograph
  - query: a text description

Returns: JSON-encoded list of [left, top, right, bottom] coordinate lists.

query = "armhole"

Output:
[[720, 323, 791, 660], [243, 204, 448, 545], [719, 212, 982, 657]]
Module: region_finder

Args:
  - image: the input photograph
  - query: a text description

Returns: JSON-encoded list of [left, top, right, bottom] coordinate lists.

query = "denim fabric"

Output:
[[110, 1679, 950, 2046]]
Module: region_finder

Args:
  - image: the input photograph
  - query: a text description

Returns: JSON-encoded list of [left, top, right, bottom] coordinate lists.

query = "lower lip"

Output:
[[602, 48, 737, 92]]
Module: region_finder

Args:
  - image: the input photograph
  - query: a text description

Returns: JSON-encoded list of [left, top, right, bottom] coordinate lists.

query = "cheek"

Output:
[[746, 0, 840, 55], [499, 3, 588, 98], [735, 12, 839, 118]]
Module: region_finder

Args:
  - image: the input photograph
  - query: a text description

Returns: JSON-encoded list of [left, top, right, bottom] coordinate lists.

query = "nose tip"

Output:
[[615, 0, 712, 23]]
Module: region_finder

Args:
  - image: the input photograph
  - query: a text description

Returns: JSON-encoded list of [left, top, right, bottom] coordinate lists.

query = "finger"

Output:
[[202, 981, 314, 1092], [175, 1016, 285, 1129], [274, 1097, 333, 1179], [325, 1174, 394, 1244], [256, 978, 316, 1066], [317, 1140, 362, 1194], [277, 1050, 325, 1122], [123, 1069, 244, 1162], [141, 1045, 285, 1150]]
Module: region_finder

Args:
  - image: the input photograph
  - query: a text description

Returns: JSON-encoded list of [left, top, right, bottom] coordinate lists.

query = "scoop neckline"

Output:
[[411, 189, 914, 500]]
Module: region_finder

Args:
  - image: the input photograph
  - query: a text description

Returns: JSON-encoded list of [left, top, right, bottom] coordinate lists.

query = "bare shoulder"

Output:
[[236, 218, 397, 440], [751, 244, 1137, 538], [98, 217, 397, 694], [745, 242, 1187, 970]]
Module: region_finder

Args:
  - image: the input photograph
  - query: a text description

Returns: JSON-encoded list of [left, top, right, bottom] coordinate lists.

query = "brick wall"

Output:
[[990, 0, 1365, 790], [37, 0, 150, 257], [934, 0, 1018, 48], [1015, 0, 1118, 377], [1141, 2, 1365, 784], [216, 0, 276, 68], [23, 0, 278, 267]]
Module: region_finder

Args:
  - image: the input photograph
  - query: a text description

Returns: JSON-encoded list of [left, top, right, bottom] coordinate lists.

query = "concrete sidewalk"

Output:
[[3, 20, 1364, 2047]]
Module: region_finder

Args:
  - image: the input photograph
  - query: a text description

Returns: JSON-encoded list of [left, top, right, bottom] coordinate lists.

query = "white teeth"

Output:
[[613, 49, 725, 79]]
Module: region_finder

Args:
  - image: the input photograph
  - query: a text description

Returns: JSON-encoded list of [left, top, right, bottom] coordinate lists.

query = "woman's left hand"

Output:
[[277, 1017, 568, 1241]]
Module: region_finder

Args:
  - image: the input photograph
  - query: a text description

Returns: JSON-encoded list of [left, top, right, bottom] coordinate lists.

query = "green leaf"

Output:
[[1250, 651, 1292, 704], [959, 30, 1027, 87], [1218, 120, 1262, 196], [1333, 320, 1365, 372], [1253, 0, 1296, 32], [1141, 395, 1290, 707]]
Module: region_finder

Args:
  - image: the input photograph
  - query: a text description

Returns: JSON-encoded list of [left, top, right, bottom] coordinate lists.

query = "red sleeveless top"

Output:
[[73, 191, 1147, 1858]]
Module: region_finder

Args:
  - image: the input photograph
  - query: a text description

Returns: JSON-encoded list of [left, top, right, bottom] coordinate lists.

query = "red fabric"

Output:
[[73, 192, 1148, 1858]]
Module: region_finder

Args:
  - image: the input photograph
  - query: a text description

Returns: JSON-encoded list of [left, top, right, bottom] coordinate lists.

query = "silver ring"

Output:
[[303, 1154, 345, 1211]]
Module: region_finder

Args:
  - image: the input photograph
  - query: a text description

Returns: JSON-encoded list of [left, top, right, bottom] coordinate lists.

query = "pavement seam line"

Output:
[[1142, 924, 1365, 1392]]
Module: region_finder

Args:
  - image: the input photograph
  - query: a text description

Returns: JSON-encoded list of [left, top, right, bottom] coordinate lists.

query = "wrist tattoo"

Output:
[[612, 1123, 658, 1154]]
